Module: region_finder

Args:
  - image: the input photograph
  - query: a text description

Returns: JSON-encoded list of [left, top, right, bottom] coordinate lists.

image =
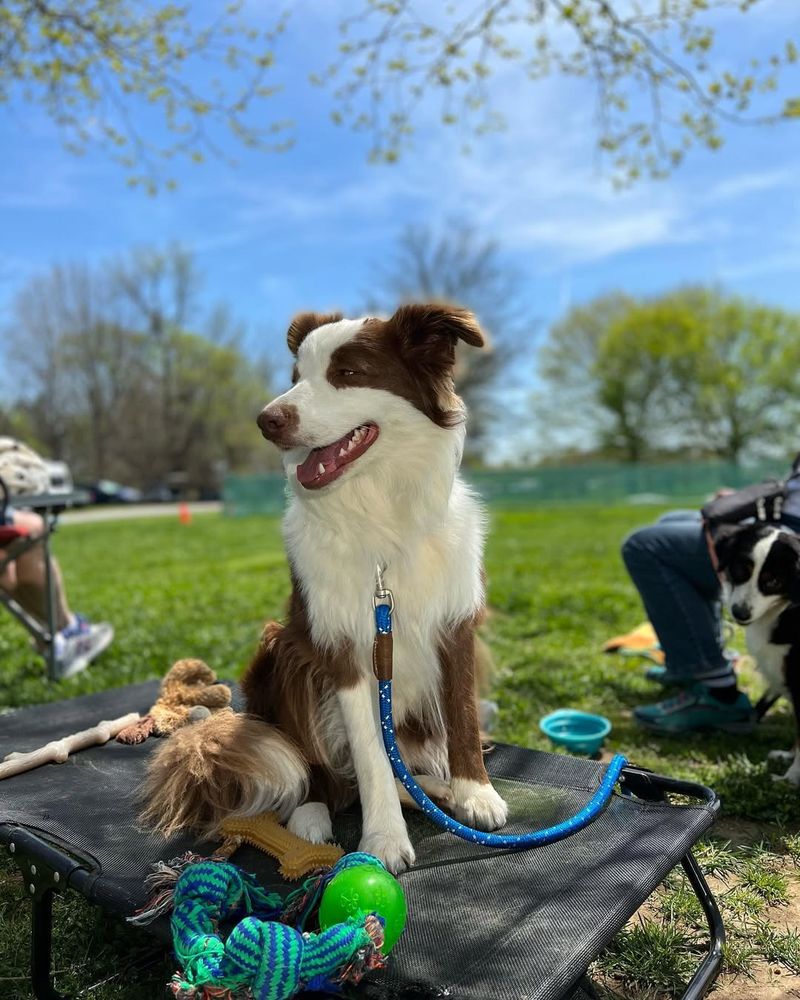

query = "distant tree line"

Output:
[[535, 287, 800, 465], [1, 246, 277, 494], [3, 234, 797, 483]]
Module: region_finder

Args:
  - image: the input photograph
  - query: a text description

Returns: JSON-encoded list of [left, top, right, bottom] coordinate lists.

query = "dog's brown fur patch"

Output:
[[326, 303, 485, 428], [287, 312, 343, 355], [439, 617, 491, 784], [138, 709, 308, 837], [242, 584, 360, 811]]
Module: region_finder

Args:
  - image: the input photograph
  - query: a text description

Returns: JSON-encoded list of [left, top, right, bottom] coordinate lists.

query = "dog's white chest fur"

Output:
[[746, 617, 790, 695], [284, 475, 485, 724]]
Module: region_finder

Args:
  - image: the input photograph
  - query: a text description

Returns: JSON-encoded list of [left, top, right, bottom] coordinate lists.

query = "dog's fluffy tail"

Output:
[[139, 709, 308, 838]]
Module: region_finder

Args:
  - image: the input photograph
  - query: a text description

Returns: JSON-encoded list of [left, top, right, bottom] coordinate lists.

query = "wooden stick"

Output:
[[0, 712, 140, 781]]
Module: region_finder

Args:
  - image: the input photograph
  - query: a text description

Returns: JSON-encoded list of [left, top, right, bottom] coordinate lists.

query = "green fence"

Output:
[[223, 459, 787, 516]]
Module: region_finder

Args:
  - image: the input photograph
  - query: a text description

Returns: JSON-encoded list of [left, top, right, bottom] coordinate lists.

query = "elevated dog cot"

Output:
[[0, 681, 724, 1000]]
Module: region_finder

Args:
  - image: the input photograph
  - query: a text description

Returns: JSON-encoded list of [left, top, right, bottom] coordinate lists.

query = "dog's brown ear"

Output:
[[387, 303, 485, 369], [287, 312, 343, 355]]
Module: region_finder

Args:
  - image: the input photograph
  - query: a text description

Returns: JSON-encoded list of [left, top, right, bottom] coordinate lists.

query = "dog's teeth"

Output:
[[339, 448, 347, 457], [347, 438, 356, 451], [317, 463, 325, 475]]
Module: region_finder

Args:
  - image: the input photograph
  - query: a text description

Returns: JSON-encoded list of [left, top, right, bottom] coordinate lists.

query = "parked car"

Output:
[[79, 480, 143, 504], [140, 484, 176, 503]]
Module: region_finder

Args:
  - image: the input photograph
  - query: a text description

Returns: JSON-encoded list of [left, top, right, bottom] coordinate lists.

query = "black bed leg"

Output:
[[679, 850, 725, 1000], [31, 888, 66, 1000]]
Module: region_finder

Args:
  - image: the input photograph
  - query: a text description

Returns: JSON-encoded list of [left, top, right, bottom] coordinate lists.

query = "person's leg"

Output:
[[0, 508, 113, 678], [621, 511, 754, 733], [9, 510, 72, 631], [621, 511, 729, 683]]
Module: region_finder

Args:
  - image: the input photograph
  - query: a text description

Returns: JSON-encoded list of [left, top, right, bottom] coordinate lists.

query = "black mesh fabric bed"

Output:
[[0, 682, 725, 1000]]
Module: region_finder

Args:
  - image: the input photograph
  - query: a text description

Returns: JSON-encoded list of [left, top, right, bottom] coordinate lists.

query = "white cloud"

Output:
[[716, 247, 800, 282], [708, 168, 793, 202]]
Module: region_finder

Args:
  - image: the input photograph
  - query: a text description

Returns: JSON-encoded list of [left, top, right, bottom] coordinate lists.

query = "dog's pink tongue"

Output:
[[296, 436, 346, 488]]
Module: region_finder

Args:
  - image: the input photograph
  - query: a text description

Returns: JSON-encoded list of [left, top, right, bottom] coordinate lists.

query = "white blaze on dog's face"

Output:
[[714, 524, 800, 625], [256, 305, 484, 494]]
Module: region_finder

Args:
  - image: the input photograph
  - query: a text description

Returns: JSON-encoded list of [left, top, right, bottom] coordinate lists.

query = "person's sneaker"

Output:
[[645, 666, 685, 687], [645, 649, 740, 687], [52, 614, 114, 679], [634, 683, 756, 735]]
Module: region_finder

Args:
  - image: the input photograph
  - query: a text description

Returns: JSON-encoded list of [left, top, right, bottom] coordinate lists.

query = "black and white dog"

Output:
[[714, 523, 800, 785]]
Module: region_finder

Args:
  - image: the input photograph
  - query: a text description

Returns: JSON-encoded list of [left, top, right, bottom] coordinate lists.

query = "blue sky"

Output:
[[1, 0, 799, 397]]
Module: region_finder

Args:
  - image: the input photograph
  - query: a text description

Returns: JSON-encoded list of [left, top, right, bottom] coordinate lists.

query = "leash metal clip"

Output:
[[372, 562, 394, 611]]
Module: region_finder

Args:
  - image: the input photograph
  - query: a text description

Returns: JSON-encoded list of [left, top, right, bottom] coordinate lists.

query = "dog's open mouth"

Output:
[[296, 423, 379, 490]]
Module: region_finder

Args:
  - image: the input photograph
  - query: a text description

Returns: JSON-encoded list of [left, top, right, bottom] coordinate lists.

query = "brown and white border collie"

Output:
[[141, 304, 508, 872]]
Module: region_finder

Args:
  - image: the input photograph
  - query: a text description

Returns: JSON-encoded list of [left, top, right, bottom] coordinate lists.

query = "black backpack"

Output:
[[701, 452, 800, 528]]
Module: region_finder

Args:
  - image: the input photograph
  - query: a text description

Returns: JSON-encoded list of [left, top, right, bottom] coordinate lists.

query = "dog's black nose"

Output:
[[731, 602, 751, 624], [257, 404, 298, 446]]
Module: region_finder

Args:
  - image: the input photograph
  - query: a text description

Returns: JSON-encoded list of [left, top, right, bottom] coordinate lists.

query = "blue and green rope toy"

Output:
[[132, 854, 399, 1000]]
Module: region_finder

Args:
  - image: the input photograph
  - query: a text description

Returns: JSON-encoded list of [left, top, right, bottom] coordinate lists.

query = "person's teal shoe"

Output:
[[645, 651, 740, 687], [634, 684, 756, 735], [645, 666, 685, 687]]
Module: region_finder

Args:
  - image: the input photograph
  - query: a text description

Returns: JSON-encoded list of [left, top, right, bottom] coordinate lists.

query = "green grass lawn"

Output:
[[1, 506, 799, 998]]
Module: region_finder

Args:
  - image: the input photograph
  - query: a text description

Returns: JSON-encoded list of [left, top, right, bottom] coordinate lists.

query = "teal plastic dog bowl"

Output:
[[539, 709, 611, 756]]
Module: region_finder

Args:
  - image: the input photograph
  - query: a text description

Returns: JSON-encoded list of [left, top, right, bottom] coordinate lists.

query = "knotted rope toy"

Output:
[[117, 659, 232, 744], [131, 854, 394, 1000]]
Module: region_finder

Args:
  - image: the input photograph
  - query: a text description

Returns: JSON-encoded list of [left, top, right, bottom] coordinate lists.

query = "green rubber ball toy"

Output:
[[318, 863, 408, 954]]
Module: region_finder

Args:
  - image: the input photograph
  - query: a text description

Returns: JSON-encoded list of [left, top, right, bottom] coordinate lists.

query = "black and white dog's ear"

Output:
[[709, 522, 746, 571], [783, 531, 800, 603]]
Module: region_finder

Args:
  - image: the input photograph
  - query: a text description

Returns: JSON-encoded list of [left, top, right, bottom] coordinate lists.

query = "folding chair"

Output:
[[0, 682, 725, 1000], [0, 479, 88, 680]]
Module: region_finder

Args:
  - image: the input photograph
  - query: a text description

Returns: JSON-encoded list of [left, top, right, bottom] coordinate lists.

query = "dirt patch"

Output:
[[714, 967, 800, 999], [713, 816, 781, 847]]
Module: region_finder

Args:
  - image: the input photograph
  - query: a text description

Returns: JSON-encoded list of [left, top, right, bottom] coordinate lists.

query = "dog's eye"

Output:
[[728, 558, 753, 585], [338, 369, 360, 378], [761, 574, 781, 593]]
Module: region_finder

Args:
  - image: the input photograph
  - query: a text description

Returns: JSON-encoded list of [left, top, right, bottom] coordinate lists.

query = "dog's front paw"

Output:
[[359, 828, 416, 874], [287, 802, 333, 843], [451, 778, 508, 831]]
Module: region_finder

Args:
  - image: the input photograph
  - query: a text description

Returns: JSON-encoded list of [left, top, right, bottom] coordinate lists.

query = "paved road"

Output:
[[60, 501, 222, 524]]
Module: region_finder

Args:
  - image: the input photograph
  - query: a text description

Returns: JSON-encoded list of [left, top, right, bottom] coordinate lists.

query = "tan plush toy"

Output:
[[117, 658, 232, 745]]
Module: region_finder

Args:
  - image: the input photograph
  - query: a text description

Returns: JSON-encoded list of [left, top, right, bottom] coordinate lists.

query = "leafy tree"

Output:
[[533, 292, 638, 459], [0, 0, 289, 192], [1, 2, 797, 188], [324, 1, 800, 184], [536, 287, 800, 463], [661, 288, 800, 463], [595, 295, 703, 460], [3, 248, 277, 490]]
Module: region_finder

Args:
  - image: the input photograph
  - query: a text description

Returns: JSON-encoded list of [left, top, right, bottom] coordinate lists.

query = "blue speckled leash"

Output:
[[372, 566, 628, 848]]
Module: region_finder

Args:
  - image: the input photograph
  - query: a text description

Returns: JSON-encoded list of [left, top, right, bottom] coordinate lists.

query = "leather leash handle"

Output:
[[372, 631, 393, 681]]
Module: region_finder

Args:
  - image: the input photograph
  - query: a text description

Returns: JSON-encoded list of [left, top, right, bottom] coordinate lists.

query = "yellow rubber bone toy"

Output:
[[219, 812, 344, 880]]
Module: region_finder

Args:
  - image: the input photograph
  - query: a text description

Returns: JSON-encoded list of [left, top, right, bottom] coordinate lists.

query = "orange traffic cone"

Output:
[[178, 501, 192, 525]]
